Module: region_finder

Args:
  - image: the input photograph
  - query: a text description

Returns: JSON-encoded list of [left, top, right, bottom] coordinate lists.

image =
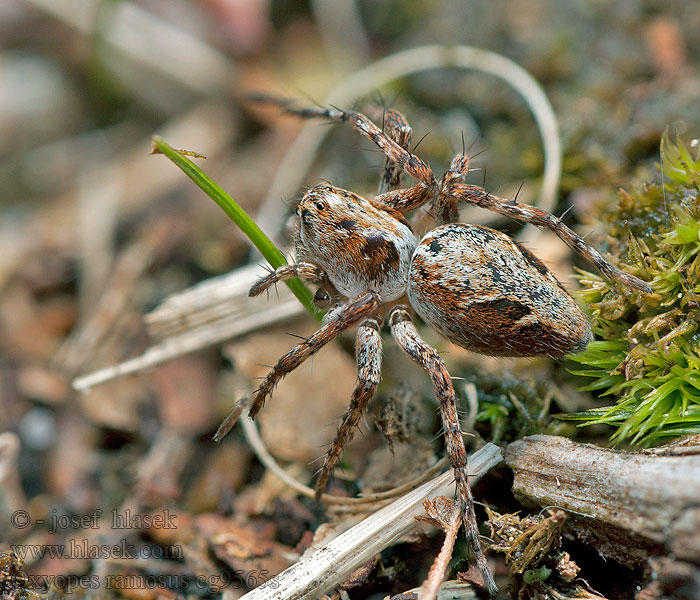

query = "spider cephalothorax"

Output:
[[217, 100, 650, 597], [294, 184, 417, 303]]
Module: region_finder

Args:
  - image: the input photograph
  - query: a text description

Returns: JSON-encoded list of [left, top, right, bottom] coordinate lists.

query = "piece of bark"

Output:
[[505, 435, 700, 568]]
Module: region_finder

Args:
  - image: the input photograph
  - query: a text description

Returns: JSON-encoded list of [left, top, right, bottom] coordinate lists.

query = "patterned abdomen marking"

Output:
[[407, 224, 592, 357]]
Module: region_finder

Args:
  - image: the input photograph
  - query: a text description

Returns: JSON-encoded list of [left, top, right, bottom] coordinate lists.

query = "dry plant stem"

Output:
[[506, 434, 700, 566], [404, 581, 477, 599], [72, 297, 300, 390], [73, 264, 302, 391], [145, 263, 276, 337], [238, 443, 502, 600], [239, 403, 450, 506], [418, 498, 462, 600], [256, 44, 561, 245]]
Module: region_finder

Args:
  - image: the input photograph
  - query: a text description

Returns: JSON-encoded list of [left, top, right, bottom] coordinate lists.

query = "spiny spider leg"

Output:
[[451, 183, 652, 293], [315, 318, 382, 498], [312, 107, 411, 496], [248, 262, 328, 297], [435, 154, 472, 224], [251, 94, 436, 187], [389, 307, 498, 598], [374, 184, 435, 213], [248, 292, 381, 419], [335, 109, 436, 187], [362, 106, 413, 194], [253, 94, 442, 216], [367, 107, 437, 215]]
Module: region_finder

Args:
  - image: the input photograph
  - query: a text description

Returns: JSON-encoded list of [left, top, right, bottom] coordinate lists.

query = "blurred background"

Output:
[[1, 0, 699, 597]]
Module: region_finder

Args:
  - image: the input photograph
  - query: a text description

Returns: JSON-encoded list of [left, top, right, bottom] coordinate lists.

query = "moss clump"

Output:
[[566, 129, 700, 444], [471, 370, 572, 444]]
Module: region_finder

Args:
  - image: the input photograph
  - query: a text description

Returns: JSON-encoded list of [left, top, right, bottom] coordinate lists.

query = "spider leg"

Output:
[[249, 262, 328, 297], [337, 108, 436, 187], [315, 317, 382, 499], [389, 307, 498, 598], [372, 152, 471, 217], [251, 94, 436, 188], [362, 106, 414, 194], [374, 184, 435, 213], [434, 154, 472, 225], [451, 183, 652, 293], [248, 292, 381, 420], [252, 93, 439, 215]]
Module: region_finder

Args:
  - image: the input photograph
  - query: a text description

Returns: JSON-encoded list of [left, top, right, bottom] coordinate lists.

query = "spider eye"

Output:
[[315, 201, 327, 210]]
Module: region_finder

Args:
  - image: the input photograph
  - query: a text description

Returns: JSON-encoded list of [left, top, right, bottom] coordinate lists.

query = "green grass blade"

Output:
[[152, 136, 319, 319]]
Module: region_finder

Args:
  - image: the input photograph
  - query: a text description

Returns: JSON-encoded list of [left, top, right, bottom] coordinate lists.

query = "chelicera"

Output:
[[217, 99, 650, 596]]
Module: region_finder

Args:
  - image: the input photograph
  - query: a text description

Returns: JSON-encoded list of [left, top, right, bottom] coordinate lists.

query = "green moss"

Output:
[[473, 370, 570, 444], [565, 129, 700, 444]]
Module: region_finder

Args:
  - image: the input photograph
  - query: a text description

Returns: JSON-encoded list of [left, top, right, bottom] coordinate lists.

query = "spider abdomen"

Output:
[[407, 224, 592, 357]]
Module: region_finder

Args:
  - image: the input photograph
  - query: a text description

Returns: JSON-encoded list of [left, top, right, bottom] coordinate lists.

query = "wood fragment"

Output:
[[505, 434, 700, 567]]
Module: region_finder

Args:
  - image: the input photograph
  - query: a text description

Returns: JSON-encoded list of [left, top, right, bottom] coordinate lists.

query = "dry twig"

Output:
[[415, 497, 463, 600]]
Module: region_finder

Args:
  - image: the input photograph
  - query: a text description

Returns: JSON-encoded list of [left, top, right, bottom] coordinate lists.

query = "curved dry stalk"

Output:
[[239, 406, 450, 506], [256, 44, 561, 246]]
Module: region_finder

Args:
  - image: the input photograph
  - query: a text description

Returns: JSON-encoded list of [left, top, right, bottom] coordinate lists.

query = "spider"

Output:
[[216, 97, 651, 596]]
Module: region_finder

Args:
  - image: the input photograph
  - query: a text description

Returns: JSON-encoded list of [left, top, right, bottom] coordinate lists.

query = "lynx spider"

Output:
[[218, 97, 651, 596]]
